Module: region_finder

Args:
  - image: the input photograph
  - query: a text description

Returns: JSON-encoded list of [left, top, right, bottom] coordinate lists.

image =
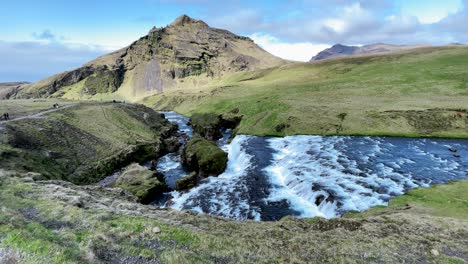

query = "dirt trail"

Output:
[[0, 104, 77, 142], [0, 104, 77, 125]]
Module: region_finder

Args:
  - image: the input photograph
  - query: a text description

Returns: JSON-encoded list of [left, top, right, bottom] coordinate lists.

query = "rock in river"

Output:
[[114, 163, 167, 204], [182, 136, 228, 176], [175, 172, 198, 191]]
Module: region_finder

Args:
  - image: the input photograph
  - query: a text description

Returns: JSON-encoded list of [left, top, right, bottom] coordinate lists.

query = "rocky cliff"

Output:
[[15, 15, 284, 100]]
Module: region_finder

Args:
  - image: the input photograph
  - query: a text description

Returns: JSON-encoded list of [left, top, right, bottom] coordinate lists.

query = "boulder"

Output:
[[219, 112, 243, 129], [190, 113, 223, 140], [175, 172, 198, 191], [190, 112, 242, 140], [114, 163, 167, 204], [163, 136, 181, 153], [182, 136, 228, 176]]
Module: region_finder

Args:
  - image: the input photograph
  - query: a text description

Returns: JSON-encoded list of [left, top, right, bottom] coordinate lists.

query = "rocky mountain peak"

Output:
[[15, 15, 284, 100], [170, 14, 208, 27]]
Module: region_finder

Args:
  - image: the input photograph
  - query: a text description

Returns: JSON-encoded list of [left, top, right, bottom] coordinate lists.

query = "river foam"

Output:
[[263, 136, 467, 218], [170, 135, 262, 220]]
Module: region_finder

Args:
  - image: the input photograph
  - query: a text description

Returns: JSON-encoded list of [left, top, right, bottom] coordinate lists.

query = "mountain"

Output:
[[310, 43, 425, 61], [15, 15, 284, 100], [0, 82, 29, 99]]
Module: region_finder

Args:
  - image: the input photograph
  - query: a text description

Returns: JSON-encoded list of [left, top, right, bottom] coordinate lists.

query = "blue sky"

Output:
[[1, 0, 467, 81]]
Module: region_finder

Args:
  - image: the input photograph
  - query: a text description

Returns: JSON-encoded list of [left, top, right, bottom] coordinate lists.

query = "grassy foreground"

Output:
[[0, 172, 467, 263], [142, 46, 468, 138]]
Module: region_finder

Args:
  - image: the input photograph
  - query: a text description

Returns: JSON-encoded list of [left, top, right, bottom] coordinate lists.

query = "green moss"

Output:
[[182, 136, 228, 175], [114, 163, 167, 204], [190, 112, 223, 140]]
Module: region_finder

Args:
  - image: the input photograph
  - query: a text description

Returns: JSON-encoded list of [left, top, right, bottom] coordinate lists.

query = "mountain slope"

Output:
[[310, 43, 425, 61], [15, 15, 284, 100], [0, 82, 29, 99]]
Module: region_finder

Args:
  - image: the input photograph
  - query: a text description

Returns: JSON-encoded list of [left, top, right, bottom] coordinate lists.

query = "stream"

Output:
[[103, 111, 468, 221]]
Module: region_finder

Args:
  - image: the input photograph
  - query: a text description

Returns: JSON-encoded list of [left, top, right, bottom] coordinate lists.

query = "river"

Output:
[[154, 112, 468, 221]]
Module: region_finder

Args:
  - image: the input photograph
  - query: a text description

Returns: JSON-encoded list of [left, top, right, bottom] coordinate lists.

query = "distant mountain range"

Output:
[[310, 43, 428, 61]]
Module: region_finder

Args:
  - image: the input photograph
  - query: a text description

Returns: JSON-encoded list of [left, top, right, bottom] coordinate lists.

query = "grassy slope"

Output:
[[142, 46, 468, 137], [0, 101, 170, 184], [0, 173, 466, 263], [346, 180, 468, 220]]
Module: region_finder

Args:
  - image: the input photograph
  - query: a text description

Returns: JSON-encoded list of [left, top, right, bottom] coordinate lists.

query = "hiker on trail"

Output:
[[6, 113, 9, 120], [2, 113, 6, 121]]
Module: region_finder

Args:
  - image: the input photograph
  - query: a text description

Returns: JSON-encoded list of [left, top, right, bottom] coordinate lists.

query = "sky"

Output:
[[1, 0, 467, 82]]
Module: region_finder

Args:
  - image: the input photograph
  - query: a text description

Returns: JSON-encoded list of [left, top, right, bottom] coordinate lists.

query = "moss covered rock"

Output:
[[190, 113, 223, 140], [114, 163, 167, 204], [175, 172, 198, 191], [190, 112, 243, 140], [182, 136, 227, 176], [219, 112, 243, 129]]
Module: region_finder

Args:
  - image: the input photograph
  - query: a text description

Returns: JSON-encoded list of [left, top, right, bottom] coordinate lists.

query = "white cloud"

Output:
[[401, 0, 462, 24], [250, 33, 330, 62], [323, 19, 346, 33]]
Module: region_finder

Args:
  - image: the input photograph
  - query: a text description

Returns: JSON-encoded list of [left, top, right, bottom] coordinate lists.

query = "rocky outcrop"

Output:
[[191, 113, 224, 140], [190, 111, 243, 140], [14, 15, 284, 100], [181, 136, 227, 176], [83, 65, 125, 95], [114, 163, 167, 204]]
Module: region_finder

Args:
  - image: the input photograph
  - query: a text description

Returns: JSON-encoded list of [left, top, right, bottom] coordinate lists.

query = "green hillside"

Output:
[[0, 101, 176, 184], [143, 46, 468, 138]]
